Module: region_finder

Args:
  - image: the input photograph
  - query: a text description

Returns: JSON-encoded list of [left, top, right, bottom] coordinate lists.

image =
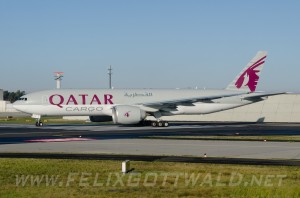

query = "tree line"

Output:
[[3, 90, 26, 103]]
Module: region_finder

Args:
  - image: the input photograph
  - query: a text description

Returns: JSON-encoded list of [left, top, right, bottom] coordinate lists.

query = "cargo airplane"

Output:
[[13, 51, 282, 127]]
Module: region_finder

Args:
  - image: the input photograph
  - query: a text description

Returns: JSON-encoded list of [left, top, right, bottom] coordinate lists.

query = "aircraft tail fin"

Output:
[[226, 51, 267, 92]]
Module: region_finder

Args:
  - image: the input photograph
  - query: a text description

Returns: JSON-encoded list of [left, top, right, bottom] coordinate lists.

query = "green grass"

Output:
[[0, 158, 299, 197], [143, 135, 300, 142]]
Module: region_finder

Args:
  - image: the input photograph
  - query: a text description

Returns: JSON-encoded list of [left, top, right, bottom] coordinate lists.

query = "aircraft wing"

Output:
[[139, 93, 245, 109], [241, 92, 286, 101]]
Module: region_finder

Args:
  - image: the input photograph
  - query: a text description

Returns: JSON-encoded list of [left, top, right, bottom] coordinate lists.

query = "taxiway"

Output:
[[0, 123, 300, 162]]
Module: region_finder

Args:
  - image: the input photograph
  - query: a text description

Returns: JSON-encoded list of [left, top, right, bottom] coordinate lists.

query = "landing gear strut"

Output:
[[149, 112, 169, 127]]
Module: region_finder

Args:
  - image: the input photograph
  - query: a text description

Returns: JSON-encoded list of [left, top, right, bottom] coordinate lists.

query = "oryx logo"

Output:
[[124, 112, 130, 117], [235, 55, 266, 92]]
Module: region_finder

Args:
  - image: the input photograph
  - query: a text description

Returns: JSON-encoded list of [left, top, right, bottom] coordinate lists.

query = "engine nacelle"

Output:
[[112, 105, 146, 125], [89, 116, 112, 122]]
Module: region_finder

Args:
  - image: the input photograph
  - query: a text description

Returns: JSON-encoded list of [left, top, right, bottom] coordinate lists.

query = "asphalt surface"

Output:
[[0, 123, 300, 165], [1, 153, 299, 166], [1, 122, 300, 143]]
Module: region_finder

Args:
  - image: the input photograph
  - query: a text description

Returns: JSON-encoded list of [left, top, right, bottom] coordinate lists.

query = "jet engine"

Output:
[[112, 105, 146, 124], [89, 116, 113, 122]]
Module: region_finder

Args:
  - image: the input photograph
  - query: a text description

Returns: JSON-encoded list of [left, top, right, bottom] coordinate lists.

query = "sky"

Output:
[[0, 0, 299, 92]]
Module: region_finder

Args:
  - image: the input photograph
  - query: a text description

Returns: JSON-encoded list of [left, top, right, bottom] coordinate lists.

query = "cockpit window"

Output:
[[18, 98, 27, 101]]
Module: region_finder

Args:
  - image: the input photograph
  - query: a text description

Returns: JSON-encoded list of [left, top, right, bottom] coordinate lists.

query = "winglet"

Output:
[[226, 51, 267, 92]]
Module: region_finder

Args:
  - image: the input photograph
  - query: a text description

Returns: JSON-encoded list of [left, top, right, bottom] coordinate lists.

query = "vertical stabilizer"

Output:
[[226, 51, 267, 92]]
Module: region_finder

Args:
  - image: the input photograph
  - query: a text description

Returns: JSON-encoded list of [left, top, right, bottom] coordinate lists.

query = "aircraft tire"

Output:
[[35, 122, 43, 127], [151, 121, 157, 127], [163, 122, 169, 127]]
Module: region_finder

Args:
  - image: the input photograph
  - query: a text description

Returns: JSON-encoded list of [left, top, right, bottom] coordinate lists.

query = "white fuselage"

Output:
[[13, 89, 255, 117]]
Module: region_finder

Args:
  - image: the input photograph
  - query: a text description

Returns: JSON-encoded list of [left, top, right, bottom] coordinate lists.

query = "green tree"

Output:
[[3, 91, 9, 100], [3, 90, 26, 103]]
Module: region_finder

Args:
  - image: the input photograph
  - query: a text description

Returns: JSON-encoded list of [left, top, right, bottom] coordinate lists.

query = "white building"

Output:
[[0, 89, 5, 112], [0, 89, 27, 115]]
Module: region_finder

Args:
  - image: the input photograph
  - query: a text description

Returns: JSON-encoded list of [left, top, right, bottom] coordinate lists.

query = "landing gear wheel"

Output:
[[35, 121, 43, 127], [151, 121, 169, 127], [151, 121, 157, 127], [163, 122, 169, 127]]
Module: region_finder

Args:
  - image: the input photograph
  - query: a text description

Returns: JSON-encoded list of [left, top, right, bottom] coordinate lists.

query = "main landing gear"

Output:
[[146, 112, 169, 127], [151, 121, 169, 127], [141, 120, 169, 127]]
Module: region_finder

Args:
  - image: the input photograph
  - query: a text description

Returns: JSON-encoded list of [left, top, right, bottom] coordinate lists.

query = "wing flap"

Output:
[[242, 92, 286, 101]]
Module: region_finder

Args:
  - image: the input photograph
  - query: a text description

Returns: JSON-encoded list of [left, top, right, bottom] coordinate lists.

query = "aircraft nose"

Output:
[[12, 101, 22, 111]]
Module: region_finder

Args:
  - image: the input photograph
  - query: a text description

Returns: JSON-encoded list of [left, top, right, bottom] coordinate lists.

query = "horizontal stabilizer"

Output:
[[241, 92, 286, 101]]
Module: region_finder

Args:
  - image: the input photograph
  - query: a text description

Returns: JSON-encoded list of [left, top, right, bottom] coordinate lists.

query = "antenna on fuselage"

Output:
[[54, 72, 64, 89], [108, 65, 112, 89]]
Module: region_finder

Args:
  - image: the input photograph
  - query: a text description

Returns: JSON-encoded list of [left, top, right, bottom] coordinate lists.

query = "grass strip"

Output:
[[0, 158, 299, 197]]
